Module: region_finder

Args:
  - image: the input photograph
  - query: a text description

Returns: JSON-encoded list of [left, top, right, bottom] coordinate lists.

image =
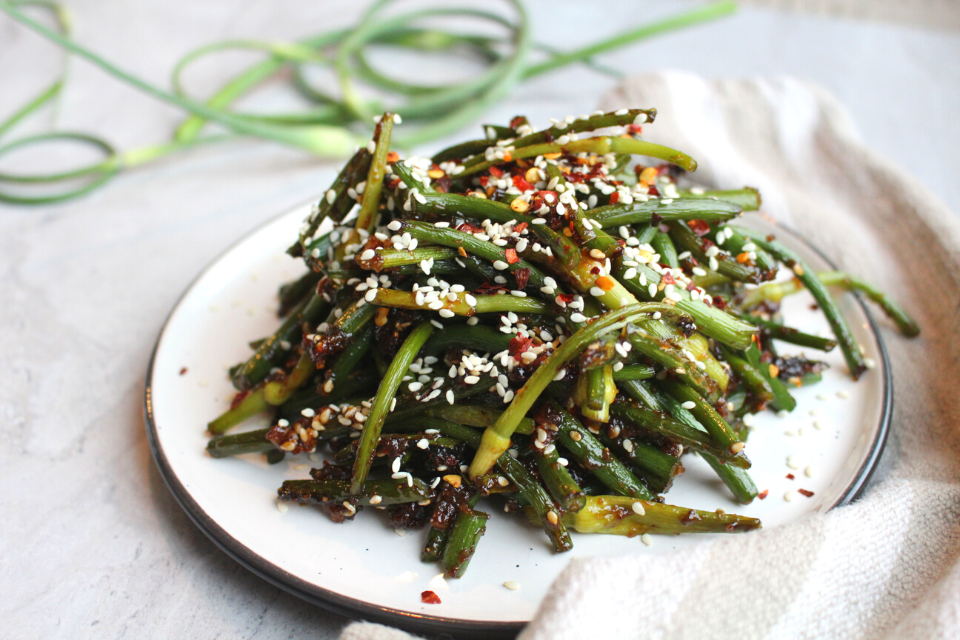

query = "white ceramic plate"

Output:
[[145, 194, 891, 637]]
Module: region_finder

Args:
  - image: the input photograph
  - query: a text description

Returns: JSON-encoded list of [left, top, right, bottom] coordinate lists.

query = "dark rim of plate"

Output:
[[143, 204, 892, 639]]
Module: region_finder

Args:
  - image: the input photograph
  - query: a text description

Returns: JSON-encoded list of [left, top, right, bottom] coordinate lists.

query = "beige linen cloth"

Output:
[[342, 72, 960, 640]]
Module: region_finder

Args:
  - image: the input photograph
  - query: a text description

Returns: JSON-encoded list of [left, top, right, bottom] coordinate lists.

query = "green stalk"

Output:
[[816, 271, 920, 337], [456, 136, 697, 179], [548, 402, 654, 499], [206, 427, 273, 458], [398, 220, 547, 287], [374, 246, 459, 270], [611, 386, 750, 469], [0, 3, 360, 154], [443, 507, 489, 578], [612, 364, 656, 381], [559, 495, 761, 535], [394, 416, 572, 552], [535, 446, 587, 512], [652, 385, 758, 504], [280, 477, 433, 507], [677, 187, 761, 211], [420, 325, 513, 359], [576, 365, 617, 422], [733, 228, 868, 378], [590, 198, 741, 228], [658, 379, 743, 455], [232, 291, 329, 390], [354, 113, 394, 234], [596, 430, 682, 494], [469, 303, 669, 478], [369, 288, 552, 316], [424, 405, 535, 436], [740, 314, 837, 351], [668, 220, 764, 283], [350, 321, 434, 493], [743, 343, 796, 413]]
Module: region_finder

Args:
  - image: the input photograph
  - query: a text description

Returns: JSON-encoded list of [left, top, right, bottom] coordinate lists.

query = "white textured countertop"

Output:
[[1, 1, 958, 638]]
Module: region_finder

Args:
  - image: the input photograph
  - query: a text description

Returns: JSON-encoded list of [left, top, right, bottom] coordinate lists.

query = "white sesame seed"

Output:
[[784, 491, 796, 502], [681, 401, 696, 410], [417, 438, 430, 450], [640, 533, 653, 546], [439, 309, 455, 318], [631, 501, 645, 516], [503, 581, 520, 591]]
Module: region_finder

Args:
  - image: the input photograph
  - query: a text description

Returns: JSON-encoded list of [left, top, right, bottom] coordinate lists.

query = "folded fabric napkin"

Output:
[[341, 72, 960, 640]]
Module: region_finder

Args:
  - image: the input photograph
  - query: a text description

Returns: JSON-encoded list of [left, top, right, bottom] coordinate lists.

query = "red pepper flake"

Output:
[[386, 151, 400, 163], [508, 333, 534, 357], [786, 473, 795, 480], [512, 175, 534, 192], [712, 295, 727, 310], [685, 282, 697, 292], [456, 222, 485, 235], [513, 267, 530, 290], [686, 219, 712, 237], [627, 124, 643, 135], [648, 185, 660, 197], [609, 192, 620, 205], [514, 222, 529, 234], [660, 272, 676, 285], [179, 367, 188, 375], [504, 248, 520, 265], [556, 293, 574, 306], [509, 116, 526, 129], [758, 490, 769, 500], [478, 176, 489, 187], [489, 166, 504, 178], [421, 590, 442, 604], [798, 488, 815, 498], [475, 282, 508, 295]]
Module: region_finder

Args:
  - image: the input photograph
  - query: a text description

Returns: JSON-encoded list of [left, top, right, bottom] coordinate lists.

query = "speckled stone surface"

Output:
[[1, 2, 957, 638]]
